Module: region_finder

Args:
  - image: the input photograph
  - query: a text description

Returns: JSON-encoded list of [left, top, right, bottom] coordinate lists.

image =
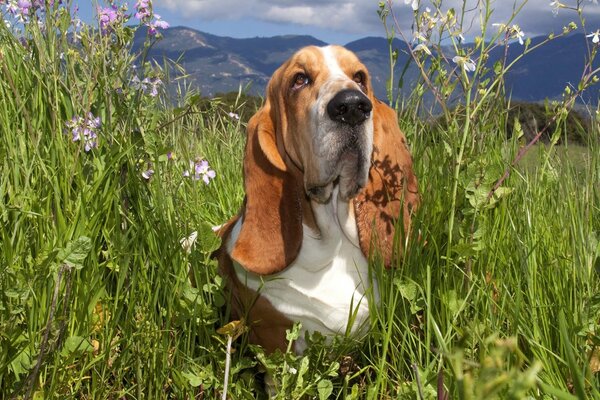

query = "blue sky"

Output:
[[75, 1, 600, 45]]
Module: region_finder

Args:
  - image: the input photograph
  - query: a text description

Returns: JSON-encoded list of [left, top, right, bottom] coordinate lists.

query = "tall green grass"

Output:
[[0, 1, 599, 399]]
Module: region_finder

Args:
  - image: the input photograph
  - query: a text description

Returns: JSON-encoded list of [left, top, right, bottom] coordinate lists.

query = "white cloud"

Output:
[[156, 0, 600, 38]]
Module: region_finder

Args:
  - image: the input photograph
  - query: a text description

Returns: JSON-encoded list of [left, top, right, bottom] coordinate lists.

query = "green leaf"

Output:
[[9, 347, 32, 380], [62, 336, 93, 354], [182, 371, 203, 387], [57, 236, 92, 270], [513, 117, 524, 140], [441, 290, 464, 315], [199, 222, 221, 253], [317, 379, 333, 400], [286, 323, 302, 342], [395, 279, 418, 301], [394, 279, 424, 314]]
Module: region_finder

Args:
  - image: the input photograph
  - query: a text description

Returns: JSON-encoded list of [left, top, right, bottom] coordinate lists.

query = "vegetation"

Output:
[[0, 1, 599, 399]]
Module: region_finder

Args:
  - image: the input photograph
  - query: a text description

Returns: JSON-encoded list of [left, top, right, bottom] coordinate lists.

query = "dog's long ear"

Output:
[[230, 102, 303, 275], [354, 100, 419, 268]]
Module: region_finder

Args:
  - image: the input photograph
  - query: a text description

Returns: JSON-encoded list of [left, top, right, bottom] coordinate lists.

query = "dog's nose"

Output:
[[326, 89, 372, 126]]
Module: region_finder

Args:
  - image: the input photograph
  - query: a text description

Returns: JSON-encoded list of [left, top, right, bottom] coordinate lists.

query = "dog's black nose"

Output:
[[326, 89, 372, 126]]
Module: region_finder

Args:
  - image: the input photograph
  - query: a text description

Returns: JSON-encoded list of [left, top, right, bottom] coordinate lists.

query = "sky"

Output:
[[76, 0, 600, 45]]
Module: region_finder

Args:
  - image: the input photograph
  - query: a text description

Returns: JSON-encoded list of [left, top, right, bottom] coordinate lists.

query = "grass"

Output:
[[1, 3, 600, 399]]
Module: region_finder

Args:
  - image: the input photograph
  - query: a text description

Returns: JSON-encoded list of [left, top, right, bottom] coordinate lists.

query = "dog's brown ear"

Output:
[[230, 103, 303, 275], [354, 100, 419, 268]]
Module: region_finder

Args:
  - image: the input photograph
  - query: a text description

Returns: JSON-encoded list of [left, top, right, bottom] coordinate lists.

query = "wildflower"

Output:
[[141, 168, 154, 180], [97, 5, 126, 35], [510, 24, 525, 45], [228, 112, 240, 120], [185, 159, 216, 184], [587, 29, 600, 44], [452, 55, 476, 72], [404, 0, 418, 11], [135, 0, 152, 21], [146, 14, 169, 36], [194, 159, 216, 184], [549, 0, 563, 15], [180, 231, 198, 254], [493, 23, 525, 45], [66, 112, 101, 152], [167, 151, 175, 161], [413, 43, 431, 55], [131, 75, 162, 97], [412, 30, 427, 43], [17, 0, 31, 12]]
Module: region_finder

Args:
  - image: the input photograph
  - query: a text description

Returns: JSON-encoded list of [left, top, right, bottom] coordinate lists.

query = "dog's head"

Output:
[[263, 45, 374, 202], [228, 45, 419, 275]]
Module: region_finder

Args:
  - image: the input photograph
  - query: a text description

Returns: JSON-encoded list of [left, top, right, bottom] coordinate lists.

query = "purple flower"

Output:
[[97, 6, 121, 35], [184, 159, 216, 184], [15, 0, 31, 17], [130, 75, 162, 97], [146, 14, 169, 36], [134, 0, 152, 21], [141, 169, 154, 180], [194, 160, 216, 184], [66, 112, 101, 152]]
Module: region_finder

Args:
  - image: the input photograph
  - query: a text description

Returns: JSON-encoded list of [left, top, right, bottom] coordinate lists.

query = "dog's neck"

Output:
[[305, 187, 362, 251]]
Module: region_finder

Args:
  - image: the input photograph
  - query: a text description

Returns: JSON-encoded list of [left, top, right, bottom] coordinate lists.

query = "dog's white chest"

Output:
[[228, 191, 376, 353]]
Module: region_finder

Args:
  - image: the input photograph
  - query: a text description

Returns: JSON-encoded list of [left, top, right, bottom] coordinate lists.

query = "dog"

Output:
[[215, 45, 419, 354]]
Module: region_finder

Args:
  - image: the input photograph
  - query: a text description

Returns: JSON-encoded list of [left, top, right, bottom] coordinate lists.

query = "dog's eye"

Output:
[[292, 73, 310, 89], [353, 72, 366, 86]]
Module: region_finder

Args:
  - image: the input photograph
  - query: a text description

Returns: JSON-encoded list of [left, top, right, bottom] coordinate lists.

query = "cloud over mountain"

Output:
[[156, 0, 600, 39]]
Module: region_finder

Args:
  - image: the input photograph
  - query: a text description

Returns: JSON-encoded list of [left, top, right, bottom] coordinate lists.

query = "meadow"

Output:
[[0, 1, 599, 399]]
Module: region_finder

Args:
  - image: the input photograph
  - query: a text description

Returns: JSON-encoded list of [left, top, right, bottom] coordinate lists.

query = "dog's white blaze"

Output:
[[228, 187, 375, 354], [320, 45, 346, 79]]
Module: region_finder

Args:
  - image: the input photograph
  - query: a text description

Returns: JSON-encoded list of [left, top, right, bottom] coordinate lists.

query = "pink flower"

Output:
[[184, 159, 216, 184], [134, 0, 152, 21], [97, 5, 123, 35], [146, 14, 169, 36]]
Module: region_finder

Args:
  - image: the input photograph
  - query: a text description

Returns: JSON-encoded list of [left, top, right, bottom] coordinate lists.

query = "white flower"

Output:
[[404, 0, 418, 11], [587, 29, 600, 43], [413, 43, 432, 55], [180, 231, 198, 254], [549, 1, 563, 15], [412, 30, 427, 42], [228, 112, 240, 120], [453, 55, 476, 72], [511, 24, 525, 45], [494, 23, 525, 45], [141, 169, 154, 180]]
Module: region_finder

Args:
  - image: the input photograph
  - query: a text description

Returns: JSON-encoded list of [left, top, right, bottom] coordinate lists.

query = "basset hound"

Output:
[[215, 45, 419, 354]]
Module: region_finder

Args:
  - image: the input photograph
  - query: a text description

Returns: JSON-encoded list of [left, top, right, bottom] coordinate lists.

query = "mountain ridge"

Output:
[[134, 26, 599, 104]]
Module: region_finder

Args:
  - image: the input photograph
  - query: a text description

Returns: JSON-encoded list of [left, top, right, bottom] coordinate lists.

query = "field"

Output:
[[1, 2, 600, 399]]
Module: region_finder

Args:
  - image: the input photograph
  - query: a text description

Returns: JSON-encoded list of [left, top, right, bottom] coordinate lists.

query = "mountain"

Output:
[[133, 27, 600, 104], [487, 33, 600, 104]]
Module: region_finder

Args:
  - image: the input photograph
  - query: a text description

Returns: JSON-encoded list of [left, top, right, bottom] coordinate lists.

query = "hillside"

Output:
[[134, 27, 600, 104]]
